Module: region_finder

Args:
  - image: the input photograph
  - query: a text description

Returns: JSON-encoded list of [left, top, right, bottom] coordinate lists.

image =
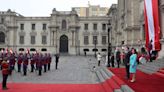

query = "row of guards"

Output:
[[0, 48, 52, 76]]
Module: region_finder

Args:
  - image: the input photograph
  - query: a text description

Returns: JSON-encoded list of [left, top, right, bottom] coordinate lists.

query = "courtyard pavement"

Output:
[[0, 56, 101, 84]]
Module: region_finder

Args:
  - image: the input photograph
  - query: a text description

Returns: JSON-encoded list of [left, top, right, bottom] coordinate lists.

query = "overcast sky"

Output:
[[0, 0, 117, 16]]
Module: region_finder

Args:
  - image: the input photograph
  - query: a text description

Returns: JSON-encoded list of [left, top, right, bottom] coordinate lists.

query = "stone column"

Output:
[[72, 30, 74, 46]]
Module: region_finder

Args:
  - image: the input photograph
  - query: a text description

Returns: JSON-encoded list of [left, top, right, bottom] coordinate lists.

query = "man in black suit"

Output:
[[55, 54, 59, 70], [124, 46, 131, 79], [116, 48, 121, 68]]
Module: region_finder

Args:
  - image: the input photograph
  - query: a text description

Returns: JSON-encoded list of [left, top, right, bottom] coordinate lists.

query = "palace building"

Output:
[[0, 8, 110, 55]]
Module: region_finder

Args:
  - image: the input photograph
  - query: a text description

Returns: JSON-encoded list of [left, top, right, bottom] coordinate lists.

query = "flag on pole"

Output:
[[144, 0, 161, 51]]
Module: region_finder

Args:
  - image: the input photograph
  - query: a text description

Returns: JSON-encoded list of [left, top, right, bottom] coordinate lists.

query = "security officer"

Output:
[[55, 53, 59, 70], [47, 53, 51, 71], [1, 57, 9, 90]]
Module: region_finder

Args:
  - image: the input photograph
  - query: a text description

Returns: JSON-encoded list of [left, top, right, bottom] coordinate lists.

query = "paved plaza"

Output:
[[0, 56, 102, 84]]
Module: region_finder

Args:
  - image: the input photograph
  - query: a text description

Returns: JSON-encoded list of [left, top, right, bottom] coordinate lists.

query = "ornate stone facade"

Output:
[[0, 8, 110, 55], [109, 0, 142, 47]]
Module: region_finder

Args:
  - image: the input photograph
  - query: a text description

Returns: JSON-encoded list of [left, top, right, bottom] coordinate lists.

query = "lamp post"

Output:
[[94, 38, 97, 58], [107, 23, 111, 67]]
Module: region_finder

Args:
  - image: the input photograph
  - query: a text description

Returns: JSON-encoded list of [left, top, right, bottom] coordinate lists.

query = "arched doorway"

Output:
[[60, 35, 68, 53]]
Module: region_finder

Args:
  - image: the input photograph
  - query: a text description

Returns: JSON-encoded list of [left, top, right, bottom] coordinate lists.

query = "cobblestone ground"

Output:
[[0, 56, 101, 84]]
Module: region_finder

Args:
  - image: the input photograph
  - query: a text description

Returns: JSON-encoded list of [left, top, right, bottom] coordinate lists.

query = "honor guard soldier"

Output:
[[1, 57, 9, 90], [43, 53, 47, 72], [23, 53, 29, 76], [30, 53, 35, 72], [17, 53, 23, 72], [8, 52, 15, 75], [35, 53, 39, 70], [38, 53, 43, 76]]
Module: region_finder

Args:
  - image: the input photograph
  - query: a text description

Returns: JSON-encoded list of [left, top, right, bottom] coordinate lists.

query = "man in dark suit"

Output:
[[55, 54, 59, 70], [124, 46, 131, 79], [47, 53, 51, 71], [148, 40, 153, 62], [116, 48, 121, 68]]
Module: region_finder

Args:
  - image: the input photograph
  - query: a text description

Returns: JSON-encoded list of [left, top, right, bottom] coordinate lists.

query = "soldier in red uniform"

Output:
[[43, 53, 47, 72], [17, 53, 23, 72], [23, 53, 29, 76], [1, 57, 9, 90], [8, 52, 15, 75], [38, 53, 43, 76], [30, 53, 35, 72]]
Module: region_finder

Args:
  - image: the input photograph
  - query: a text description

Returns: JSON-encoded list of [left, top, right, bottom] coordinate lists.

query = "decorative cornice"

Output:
[[19, 31, 25, 36], [7, 25, 18, 29], [83, 31, 90, 35], [124, 25, 140, 31], [41, 31, 48, 36], [101, 32, 108, 35], [92, 31, 99, 35], [48, 25, 59, 29], [30, 31, 37, 36], [68, 25, 80, 30]]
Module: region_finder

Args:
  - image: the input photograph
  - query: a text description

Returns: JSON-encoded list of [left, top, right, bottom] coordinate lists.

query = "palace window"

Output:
[[19, 48, 24, 51], [84, 36, 89, 45], [93, 23, 97, 30], [62, 20, 67, 30], [93, 36, 98, 44], [42, 36, 47, 44], [43, 23, 47, 30], [19, 36, 24, 44], [30, 48, 36, 51], [20, 24, 24, 30], [32, 24, 35, 30], [102, 24, 106, 30], [31, 36, 35, 44], [102, 36, 107, 45], [0, 18, 4, 24], [84, 23, 88, 30], [41, 48, 47, 51]]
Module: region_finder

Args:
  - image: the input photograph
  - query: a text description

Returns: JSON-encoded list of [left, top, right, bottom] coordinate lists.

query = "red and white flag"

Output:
[[144, 0, 161, 51]]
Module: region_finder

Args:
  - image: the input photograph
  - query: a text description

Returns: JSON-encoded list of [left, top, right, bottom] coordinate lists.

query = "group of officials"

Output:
[[0, 50, 60, 90]]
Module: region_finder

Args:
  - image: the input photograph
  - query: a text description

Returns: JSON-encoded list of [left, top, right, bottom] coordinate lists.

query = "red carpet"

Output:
[[0, 83, 104, 92], [155, 68, 164, 78], [109, 68, 164, 92]]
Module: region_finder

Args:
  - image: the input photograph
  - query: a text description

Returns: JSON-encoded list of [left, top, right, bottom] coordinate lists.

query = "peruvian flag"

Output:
[[144, 0, 161, 51]]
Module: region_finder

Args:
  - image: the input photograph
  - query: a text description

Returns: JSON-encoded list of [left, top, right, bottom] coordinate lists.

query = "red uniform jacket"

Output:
[[1, 61, 9, 75]]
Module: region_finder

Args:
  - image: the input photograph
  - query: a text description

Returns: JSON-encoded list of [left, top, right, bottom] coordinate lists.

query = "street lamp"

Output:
[[107, 22, 111, 67], [94, 38, 97, 58]]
